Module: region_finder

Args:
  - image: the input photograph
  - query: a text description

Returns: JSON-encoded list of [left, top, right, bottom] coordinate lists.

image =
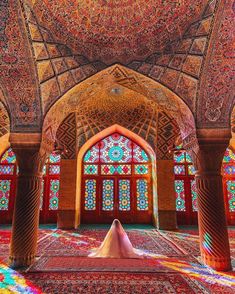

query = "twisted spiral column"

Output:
[[189, 136, 231, 271], [9, 142, 46, 269]]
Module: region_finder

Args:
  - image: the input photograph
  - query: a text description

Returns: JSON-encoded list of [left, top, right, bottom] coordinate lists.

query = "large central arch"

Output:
[[75, 124, 157, 226], [41, 64, 196, 155]]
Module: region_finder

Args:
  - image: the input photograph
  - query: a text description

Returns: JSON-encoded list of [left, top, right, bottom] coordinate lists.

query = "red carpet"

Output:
[[1, 226, 235, 293], [24, 272, 209, 294]]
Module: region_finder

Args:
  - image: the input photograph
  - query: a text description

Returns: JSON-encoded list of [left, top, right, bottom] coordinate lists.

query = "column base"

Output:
[[57, 210, 77, 229], [9, 254, 35, 269], [157, 210, 177, 230], [202, 254, 232, 272]]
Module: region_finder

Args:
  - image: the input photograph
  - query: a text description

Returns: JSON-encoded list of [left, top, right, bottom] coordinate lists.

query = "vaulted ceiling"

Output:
[[0, 0, 234, 135], [27, 0, 208, 64]]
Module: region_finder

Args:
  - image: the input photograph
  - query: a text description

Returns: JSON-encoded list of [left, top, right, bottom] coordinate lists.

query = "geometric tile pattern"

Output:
[[0, 101, 10, 138], [56, 113, 77, 159], [130, 0, 219, 115]]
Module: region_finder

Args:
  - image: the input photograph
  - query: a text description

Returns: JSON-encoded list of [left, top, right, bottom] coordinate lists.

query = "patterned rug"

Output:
[[24, 272, 210, 294]]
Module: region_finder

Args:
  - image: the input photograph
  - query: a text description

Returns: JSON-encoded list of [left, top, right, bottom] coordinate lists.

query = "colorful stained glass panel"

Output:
[[84, 143, 99, 163], [84, 179, 96, 210], [188, 165, 196, 175], [226, 180, 235, 212], [190, 179, 198, 212], [136, 179, 148, 211], [174, 152, 185, 163], [49, 153, 61, 164], [101, 164, 131, 175], [40, 179, 44, 210], [223, 165, 235, 175], [175, 180, 186, 211], [100, 133, 132, 163], [134, 164, 149, 175], [49, 165, 60, 175], [186, 153, 193, 163], [174, 165, 185, 175], [49, 179, 59, 210], [84, 165, 98, 175], [223, 148, 235, 163], [119, 179, 131, 211], [133, 144, 148, 163], [0, 148, 16, 164], [0, 180, 11, 210], [102, 179, 114, 211], [0, 165, 14, 175]]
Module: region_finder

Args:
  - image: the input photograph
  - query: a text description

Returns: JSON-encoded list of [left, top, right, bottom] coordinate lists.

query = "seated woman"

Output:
[[89, 219, 144, 258]]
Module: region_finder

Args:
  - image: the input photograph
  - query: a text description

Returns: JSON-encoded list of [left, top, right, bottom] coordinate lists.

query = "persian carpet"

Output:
[[24, 272, 210, 294]]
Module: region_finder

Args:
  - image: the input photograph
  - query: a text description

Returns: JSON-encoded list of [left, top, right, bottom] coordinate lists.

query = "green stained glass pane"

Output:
[[49, 179, 59, 210], [175, 180, 186, 211], [133, 144, 149, 163], [134, 164, 149, 175], [136, 179, 148, 211], [84, 179, 96, 210], [84, 164, 98, 175], [49, 152, 61, 163], [119, 179, 131, 211], [102, 179, 114, 211], [0, 148, 16, 164], [227, 180, 235, 212], [190, 179, 198, 212], [186, 153, 193, 163], [84, 143, 99, 163], [174, 152, 185, 163], [0, 180, 11, 210], [188, 165, 196, 175]]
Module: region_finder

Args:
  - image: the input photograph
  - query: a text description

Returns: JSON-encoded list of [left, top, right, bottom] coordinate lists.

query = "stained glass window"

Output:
[[188, 165, 196, 175], [84, 165, 98, 175], [223, 148, 235, 163], [119, 179, 131, 211], [226, 180, 235, 212], [101, 164, 131, 175], [82, 132, 151, 216], [49, 179, 59, 210], [84, 143, 99, 163], [0, 180, 11, 210], [0, 165, 14, 175], [84, 179, 96, 210], [136, 179, 149, 211], [133, 144, 148, 163], [100, 133, 132, 163], [102, 179, 114, 211], [134, 164, 149, 175], [49, 153, 61, 164], [174, 165, 185, 175], [175, 180, 186, 211], [174, 152, 185, 163], [0, 148, 16, 164], [40, 179, 44, 210], [190, 179, 198, 212], [49, 165, 60, 175]]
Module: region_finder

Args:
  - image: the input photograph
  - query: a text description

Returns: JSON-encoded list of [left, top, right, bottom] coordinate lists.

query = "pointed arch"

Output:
[[75, 124, 158, 226]]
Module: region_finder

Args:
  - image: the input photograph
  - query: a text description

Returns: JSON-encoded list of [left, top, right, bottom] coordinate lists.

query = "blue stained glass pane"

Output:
[[174, 165, 185, 175], [191, 179, 198, 212], [119, 179, 131, 211], [0, 165, 14, 175], [174, 152, 185, 163], [102, 179, 114, 211], [223, 165, 235, 175], [188, 165, 196, 175], [136, 179, 148, 211], [84, 179, 96, 210], [84, 164, 98, 175]]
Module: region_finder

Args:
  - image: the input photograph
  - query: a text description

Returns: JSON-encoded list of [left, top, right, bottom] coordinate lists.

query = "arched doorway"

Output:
[[81, 132, 153, 224], [0, 148, 61, 224]]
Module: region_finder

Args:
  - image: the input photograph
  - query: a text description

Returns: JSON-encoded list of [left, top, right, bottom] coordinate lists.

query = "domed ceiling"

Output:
[[29, 0, 208, 64]]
